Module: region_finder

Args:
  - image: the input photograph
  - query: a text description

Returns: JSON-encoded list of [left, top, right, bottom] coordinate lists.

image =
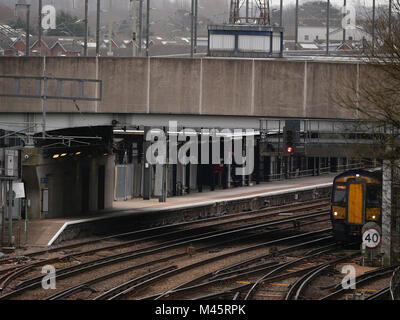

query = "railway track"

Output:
[[0, 198, 330, 267], [2, 197, 393, 301], [0, 208, 330, 293], [0, 203, 332, 300]]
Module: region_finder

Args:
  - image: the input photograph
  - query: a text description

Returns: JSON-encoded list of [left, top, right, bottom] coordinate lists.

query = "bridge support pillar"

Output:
[[382, 160, 400, 265], [143, 127, 151, 200]]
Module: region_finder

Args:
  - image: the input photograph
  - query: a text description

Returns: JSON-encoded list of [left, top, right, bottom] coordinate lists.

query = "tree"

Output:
[[46, 11, 85, 37], [334, 1, 400, 162], [9, 16, 37, 36]]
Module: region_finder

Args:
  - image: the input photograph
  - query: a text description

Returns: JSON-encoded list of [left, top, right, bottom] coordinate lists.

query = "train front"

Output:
[[330, 170, 382, 242]]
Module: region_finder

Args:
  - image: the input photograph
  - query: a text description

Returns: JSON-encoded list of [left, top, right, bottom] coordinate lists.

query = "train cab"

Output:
[[331, 169, 382, 242]]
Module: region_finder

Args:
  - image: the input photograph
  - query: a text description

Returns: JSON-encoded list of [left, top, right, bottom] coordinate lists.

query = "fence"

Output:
[[114, 164, 134, 201]]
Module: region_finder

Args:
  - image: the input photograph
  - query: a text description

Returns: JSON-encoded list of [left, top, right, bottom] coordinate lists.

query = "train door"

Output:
[[347, 182, 365, 224]]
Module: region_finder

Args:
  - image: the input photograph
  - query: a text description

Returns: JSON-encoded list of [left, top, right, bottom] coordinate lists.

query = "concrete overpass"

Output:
[[0, 56, 364, 133]]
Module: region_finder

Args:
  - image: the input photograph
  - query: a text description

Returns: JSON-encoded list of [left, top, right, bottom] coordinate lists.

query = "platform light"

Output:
[[75, 151, 82, 155], [52, 154, 60, 159], [60, 153, 67, 157]]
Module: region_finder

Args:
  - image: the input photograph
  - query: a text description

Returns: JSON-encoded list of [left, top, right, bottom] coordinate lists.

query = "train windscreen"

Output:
[[366, 185, 381, 206], [333, 184, 346, 203]]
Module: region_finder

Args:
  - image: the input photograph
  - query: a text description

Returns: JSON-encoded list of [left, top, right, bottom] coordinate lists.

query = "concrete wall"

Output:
[[0, 56, 362, 119], [23, 153, 114, 220]]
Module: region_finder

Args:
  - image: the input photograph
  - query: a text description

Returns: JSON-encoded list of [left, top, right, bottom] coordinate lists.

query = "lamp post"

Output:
[[131, 0, 137, 57], [295, 0, 298, 50], [326, 0, 330, 55], [146, 0, 150, 57], [96, 0, 100, 56], [15, 1, 31, 57], [38, 0, 42, 55], [84, 0, 88, 56], [138, 0, 143, 56]]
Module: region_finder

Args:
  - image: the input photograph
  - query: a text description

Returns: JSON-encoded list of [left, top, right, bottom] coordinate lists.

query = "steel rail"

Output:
[[0, 206, 322, 279], [320, 267, 398, 300], [285, 264, 329, 300], [96, 230, 333, 301], [93, 265, 178, 300], [243, 247, 336, 300], [150, 234, 334, 300], [0, 198, 329, 262], [327, 265, 398, 292], [285, 252, 360, 300], [3, 210, 330, 292], [212, 239, 334, 278], [0, 219, 330, 300], [172, 262, 331, 301], [364, 286, 390, 300]]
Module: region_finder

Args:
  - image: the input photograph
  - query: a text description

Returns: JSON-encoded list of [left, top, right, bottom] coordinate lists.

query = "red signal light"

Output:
[[286, 146, 294, 154]]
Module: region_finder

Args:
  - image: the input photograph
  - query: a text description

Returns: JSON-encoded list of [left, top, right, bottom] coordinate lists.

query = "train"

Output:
[[330, 169, 382, 242]]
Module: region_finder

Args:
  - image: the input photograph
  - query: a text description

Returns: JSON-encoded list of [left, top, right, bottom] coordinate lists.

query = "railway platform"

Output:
[[13, 173, 336, 248]]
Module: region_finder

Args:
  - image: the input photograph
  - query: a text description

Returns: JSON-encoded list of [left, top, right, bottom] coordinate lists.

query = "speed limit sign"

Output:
[[362, 228, 381, 249]]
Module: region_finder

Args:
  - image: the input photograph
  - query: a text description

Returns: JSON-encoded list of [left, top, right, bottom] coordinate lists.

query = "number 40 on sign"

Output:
[[362, 228, 381, 249]]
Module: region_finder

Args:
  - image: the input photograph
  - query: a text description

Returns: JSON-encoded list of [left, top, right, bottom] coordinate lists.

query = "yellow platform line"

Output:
[[270, 283, 290, 287]]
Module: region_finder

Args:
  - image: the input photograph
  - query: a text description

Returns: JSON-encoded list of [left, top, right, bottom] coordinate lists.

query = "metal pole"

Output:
[[7, 180, 13, 247], [26, 5, 30, 56], [38, 0, 42, 56], [326, 0, 330, 55], [138, 0, 143, 56], [389, 0, 392, 37], [194, 0, 198, 54], [372, 0, 375, 50], [143, 126, 151, 200], [1, 181, 5, 246], [295, 0, 298, 50], [96, 0, 100, 56], [146, 0, 150, 57], [342, 0, 346, 43], [280, 0, 283, 27], [159, 126, 167, 203], [42, 56, 47, 138], [246, 0, 249, 23], [132, 0, 137, 57], [109, 0, 113, 55], [191, 0, 194, 57], [84, 0, 88, 56]]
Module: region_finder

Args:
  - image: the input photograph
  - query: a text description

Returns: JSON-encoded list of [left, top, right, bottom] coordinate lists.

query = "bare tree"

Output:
[[334, 1, 400, 163]]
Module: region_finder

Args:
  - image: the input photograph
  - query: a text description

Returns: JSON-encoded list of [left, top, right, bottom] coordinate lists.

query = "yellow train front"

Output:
[[330, 169, 382, 242]]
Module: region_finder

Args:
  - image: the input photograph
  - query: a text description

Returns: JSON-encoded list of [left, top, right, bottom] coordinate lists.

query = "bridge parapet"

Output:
[[0, 56, 366, 119]]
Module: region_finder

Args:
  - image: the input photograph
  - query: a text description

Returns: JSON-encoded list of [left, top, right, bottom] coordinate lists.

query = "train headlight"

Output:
[[332, 206, 346, 219], [366, 208, 380, 221]]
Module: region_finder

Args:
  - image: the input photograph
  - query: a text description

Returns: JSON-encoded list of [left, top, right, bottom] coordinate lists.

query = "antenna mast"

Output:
[[229, 0, 270, 25]]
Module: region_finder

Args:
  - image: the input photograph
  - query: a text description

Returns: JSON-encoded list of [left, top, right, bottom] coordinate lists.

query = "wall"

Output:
[[23, 153, 114, 220], [0, 56, 363, 119]]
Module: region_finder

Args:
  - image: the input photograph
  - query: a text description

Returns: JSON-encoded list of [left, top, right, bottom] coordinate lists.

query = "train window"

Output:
[[333, 184, 346, 203], [366, 185, 381, 206]]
